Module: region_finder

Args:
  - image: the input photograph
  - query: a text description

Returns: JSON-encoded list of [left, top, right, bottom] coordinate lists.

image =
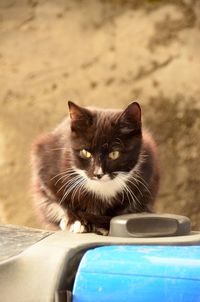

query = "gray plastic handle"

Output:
[[109, 213, 191, 238]]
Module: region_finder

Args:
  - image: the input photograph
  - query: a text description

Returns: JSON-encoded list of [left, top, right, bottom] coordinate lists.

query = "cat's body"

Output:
[[31, 102, 159, 233]]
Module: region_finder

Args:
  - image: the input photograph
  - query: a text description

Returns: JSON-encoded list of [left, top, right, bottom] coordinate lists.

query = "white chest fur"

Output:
[[74, 168, 131, 200]]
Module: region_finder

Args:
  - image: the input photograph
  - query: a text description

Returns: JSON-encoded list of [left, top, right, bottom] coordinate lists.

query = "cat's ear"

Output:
[[118, 101, 142, 134], [68, 101, 93, 131]]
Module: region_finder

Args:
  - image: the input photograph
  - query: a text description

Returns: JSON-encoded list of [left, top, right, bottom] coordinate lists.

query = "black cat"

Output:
[[31, 101, 160, 234]]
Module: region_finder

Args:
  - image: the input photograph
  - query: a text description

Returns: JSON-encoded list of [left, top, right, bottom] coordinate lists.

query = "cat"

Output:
[[31, 101, 159, 234]]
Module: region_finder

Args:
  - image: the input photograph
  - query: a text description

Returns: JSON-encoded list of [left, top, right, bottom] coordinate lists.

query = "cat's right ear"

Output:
[[68, 101, 93, 131]]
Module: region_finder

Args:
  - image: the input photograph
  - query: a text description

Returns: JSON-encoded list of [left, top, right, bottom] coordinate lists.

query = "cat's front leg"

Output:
[[60, 218, 86, 233], [59, 217, 68, 230], [59, 215, 88, 233], [34, 192, 69, 230], [94, 228, 109, 236], [68, 222, 108, 235], [69, 220, 86, 233]]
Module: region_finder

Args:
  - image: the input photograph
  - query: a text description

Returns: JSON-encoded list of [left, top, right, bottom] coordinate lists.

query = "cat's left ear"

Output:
[[68, 101, 93, 131], [118, 101, 142, 134]]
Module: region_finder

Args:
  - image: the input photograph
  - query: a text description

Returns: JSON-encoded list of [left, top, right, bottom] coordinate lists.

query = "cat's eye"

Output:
[[108, 150, 120, 160], [80, 149, 92, 159]]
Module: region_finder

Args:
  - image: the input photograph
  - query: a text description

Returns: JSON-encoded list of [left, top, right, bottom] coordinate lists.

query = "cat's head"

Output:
[[68, 101, 142, 182]]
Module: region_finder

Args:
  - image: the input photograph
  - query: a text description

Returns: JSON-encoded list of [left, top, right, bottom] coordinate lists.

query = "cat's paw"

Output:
[[95, 228, 109, 236], [69, 220, 86, 233], [59, 217, 68, 231]]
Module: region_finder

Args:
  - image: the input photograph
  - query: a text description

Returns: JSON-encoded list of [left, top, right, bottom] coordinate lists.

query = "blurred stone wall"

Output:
[[0, 0, 199, 229]]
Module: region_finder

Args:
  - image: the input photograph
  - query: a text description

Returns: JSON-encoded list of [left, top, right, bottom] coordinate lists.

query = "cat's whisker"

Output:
[[75, 179, 87, 203], [50, 147, 68, 151], [81, 183, 88, 200], [71, 178, 85, 205], [50, 173, 66, 181], [57, 179, 70, 194], [114, 178, 125, 204], [59, 176, 84, 204], [139, 151, 149, 158], [61, 175, 82, 195], [126, 178, 144, 197], [50, 168, 77, 181], [76, 181, 85, 202], [118, 174, 141, 207], [134, 178, 151, 197], [62, 180, 82, 205], [56, 171, 81, 191], [57, 175, 78, 194], [119, 183, 125, 203], [113, 171, 129, 177], [124, 187, 132, 207], [55, 174, 69, 185], [133, 172, 152, 197], [140, 154, 149, 160], [126, 186, 138, 206], [126, 185, 141, 207], [115, 176, 132, 206], [57, 171, 81, 185]]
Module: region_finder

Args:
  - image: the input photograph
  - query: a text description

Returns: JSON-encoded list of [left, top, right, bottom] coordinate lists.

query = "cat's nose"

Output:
[[93, 166, 104, 180], [93, 173, 104, 180]]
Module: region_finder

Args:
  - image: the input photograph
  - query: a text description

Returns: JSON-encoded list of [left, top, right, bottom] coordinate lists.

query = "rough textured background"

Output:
[[0, 0, 199, 229]]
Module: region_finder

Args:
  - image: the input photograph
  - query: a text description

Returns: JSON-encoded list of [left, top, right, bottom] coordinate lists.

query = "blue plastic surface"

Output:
[[72, 245, 200, 302]]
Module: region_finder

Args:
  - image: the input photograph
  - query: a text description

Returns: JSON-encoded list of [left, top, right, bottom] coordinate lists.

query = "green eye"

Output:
[[108, 150, 120, 160], [80, 149, 92, 159]]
